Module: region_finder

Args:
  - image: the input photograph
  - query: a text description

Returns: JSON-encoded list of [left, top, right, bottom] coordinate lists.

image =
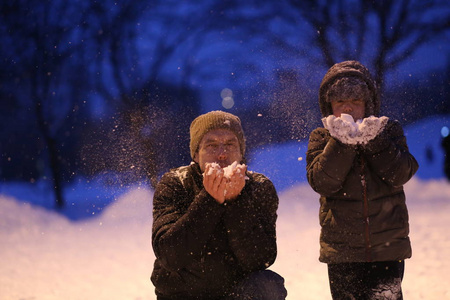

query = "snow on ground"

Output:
[[1, 178, 450, 300], [0, 185, 153, 300], [1, 114, 449, 299]]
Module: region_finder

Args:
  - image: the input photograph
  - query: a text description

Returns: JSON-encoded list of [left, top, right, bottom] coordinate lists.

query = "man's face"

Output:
[[331, 98, 365, 121], [194, 128, 242, 172]]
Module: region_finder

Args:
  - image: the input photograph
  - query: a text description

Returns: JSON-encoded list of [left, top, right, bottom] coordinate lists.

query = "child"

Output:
[[306, 61, 419, 299]]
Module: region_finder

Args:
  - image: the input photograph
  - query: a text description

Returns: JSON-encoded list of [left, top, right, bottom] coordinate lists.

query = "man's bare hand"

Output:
[[223, 164, 247, 201], [203, 163, 227, 204], [203, 162, 247, 204]]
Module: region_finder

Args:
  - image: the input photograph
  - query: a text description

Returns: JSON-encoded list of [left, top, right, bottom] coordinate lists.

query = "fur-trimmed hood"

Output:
[[319, 60, 380, 118]]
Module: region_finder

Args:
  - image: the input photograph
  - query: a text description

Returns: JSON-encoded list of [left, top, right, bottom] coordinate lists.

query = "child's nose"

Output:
[[343, 104, 352, 112]]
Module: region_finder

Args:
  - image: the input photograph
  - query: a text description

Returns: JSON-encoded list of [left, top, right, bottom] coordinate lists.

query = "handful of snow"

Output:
[[322, 114, 389, 145], [205, 161, 248, 179], [204, 162, 248, 198]]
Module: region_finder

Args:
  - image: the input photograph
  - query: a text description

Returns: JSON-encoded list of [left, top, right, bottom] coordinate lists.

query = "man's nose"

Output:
[[217, 145, 228, 160]]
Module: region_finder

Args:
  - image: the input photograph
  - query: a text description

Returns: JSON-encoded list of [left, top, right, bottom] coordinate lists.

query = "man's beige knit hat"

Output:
[[189, 110, 246, 159]]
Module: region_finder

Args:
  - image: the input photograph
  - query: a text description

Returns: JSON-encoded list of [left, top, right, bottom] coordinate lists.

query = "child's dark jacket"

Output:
[[308, 60, 419, 264], [307, 120, 418, 263]]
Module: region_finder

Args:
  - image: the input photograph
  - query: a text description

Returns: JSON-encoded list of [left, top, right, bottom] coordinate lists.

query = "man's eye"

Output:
[[227, 144, 239, 152]]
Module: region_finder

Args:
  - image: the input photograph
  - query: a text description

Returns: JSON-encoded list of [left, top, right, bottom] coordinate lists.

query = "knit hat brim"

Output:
[[189, 111, 246, 160]]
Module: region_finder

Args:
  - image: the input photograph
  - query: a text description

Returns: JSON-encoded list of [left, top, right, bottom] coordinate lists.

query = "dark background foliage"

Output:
[[1, 0, 449, 207]]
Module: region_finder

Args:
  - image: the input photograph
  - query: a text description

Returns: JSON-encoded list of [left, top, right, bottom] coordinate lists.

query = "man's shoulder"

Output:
[[159, 163, 200, 188], [167, 164, 194, 178], [245, 171, 278, 199], [247, 171, 273, 185]]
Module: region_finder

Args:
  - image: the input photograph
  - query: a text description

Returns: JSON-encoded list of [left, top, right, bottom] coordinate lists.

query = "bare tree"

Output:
[[80, 1, 271, 185], [284, 0, 450, 90], [3, 0, 448, 196], [84, 0, 257, 105], [220, 0, 450, 138], [1, 0, 87, 207]]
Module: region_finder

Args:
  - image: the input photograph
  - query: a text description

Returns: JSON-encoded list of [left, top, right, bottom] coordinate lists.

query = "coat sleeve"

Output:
[[152, 171, 225, 271], [222, 175, 278, 272], [362, 120, 419, 187], [306, 128, 358, 196]]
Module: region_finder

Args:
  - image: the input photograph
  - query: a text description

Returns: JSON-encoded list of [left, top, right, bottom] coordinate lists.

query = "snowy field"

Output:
[[1, 114, 449, 300]]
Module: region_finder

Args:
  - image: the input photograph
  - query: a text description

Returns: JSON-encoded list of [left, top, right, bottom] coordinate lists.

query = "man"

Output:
[[151, 110, 287, 300]]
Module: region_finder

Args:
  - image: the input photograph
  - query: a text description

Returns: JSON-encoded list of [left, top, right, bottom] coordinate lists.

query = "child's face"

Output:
[[331, 98, 365, 121]]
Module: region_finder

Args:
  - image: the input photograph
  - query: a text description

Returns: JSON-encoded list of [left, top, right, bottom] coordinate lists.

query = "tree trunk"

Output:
[[47, 136, 64, 208], [35, 100, 65, 208]]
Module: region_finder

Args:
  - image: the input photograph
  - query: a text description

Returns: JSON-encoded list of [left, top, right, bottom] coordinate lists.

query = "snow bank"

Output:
[[1, 178, 450, 299], [0, 186, 154, 300]]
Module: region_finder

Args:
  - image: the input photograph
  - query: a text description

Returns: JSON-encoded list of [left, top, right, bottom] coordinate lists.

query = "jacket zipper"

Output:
[[360, 155, 372, 261]]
